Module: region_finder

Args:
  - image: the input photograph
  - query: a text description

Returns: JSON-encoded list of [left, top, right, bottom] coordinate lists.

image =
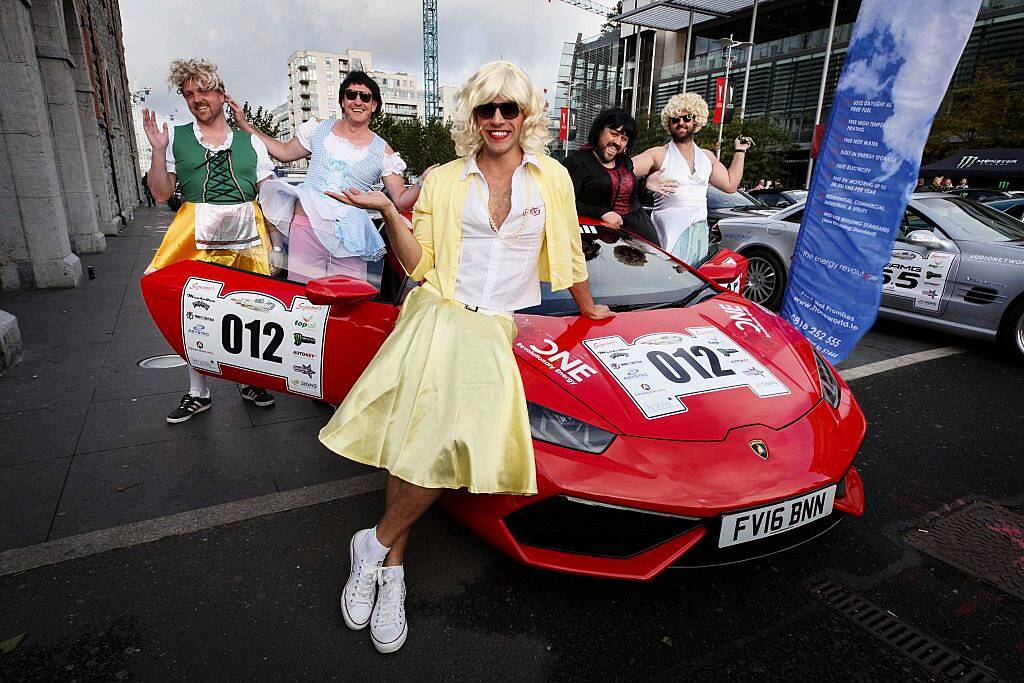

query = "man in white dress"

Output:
[[632, 92, 752, 265]]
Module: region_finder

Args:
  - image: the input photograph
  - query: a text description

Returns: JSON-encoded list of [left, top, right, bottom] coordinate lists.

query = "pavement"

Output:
[[1, 204, 1021, 679]]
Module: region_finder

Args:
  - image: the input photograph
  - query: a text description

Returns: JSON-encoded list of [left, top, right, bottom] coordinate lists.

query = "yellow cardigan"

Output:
[[408, 154, 589, 295]]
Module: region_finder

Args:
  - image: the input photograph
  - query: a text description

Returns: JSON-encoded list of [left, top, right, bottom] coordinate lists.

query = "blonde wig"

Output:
[[168, 58, 225, 94], [661, 92, 709, 133], [451, 61, 551, 158]]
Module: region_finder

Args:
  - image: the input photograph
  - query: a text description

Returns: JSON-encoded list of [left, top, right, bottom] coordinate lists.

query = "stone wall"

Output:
[[0, 0, 141, 292]]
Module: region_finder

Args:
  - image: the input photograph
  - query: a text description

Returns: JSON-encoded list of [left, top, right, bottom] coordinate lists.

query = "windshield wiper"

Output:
[[617, 283, 715, 312]]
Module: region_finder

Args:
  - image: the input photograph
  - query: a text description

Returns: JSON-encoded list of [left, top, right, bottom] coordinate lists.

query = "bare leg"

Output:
[[375, 475, 442, 566], [383, 476, 410, 567]]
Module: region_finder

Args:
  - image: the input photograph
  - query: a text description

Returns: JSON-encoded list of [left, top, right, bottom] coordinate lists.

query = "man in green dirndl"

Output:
[[319, 61, 613, 653]]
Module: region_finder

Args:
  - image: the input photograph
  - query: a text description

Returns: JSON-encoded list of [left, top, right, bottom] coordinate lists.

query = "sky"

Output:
[[121, 0, 606, 124]]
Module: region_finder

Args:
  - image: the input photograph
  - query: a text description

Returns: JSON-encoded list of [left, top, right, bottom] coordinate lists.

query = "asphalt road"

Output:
[[1, 325, 1022, 680]]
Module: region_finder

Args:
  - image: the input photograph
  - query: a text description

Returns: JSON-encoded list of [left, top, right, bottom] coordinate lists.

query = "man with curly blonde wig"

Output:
[[318, 60, 611, 653], [633, 92, 752, 264], [142, 58, 278, 422]]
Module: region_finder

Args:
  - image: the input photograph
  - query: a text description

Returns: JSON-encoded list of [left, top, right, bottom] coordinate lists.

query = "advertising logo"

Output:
[[292, 350, 317, 359], [293, 333, 316, 346], [192, 300, 211, 310], [293, 363, 316, 377], [234, 296, 275, 313]]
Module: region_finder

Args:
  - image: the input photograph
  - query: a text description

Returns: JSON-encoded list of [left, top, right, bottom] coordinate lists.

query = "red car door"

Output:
[[141, 261, 399, 403]]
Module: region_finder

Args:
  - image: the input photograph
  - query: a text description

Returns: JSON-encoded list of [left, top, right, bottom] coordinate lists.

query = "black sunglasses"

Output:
[[474, 101, 521, 120], [669, 114, 696, 124], [344, 90, 373, 104]]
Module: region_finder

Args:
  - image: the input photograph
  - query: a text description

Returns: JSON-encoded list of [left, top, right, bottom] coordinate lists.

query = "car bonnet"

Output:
[[513, 292, 822, 441]]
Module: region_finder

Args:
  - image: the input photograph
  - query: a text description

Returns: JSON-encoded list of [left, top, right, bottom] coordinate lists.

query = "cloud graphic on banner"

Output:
[[837, 0, 974, 183]]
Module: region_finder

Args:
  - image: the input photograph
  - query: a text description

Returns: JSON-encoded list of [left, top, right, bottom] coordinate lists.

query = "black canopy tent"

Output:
[[921, 148, 1024, 180]]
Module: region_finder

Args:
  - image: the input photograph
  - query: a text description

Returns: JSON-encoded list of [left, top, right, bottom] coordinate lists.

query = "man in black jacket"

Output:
[[562, 108, 661, 245]]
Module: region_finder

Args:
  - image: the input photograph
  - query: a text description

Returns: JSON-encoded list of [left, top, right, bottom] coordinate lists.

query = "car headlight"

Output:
[[527, 402, 616, 454], [812, 349, 841, 408]]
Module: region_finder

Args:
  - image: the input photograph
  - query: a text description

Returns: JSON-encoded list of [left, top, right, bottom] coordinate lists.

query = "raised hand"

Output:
[[734, 135, 754, 152], [325, 188, 396, 213], [142, 108, 169, 152]]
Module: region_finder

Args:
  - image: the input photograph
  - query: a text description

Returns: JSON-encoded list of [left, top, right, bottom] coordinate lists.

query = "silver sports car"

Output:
[[717, 193, 1024, 362]]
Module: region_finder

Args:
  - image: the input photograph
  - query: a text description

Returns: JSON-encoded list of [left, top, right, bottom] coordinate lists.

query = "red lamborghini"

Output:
[[142, 219, 865, 581]]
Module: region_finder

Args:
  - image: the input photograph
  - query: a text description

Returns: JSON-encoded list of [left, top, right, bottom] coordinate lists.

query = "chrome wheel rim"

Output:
[[1015, 311, 1024, 356], [743, 257, 777, 305]]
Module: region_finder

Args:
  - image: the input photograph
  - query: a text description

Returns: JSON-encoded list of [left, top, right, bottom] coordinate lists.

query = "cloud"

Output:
[[837, 0, 980, 180], [122, 0, 605, 123]]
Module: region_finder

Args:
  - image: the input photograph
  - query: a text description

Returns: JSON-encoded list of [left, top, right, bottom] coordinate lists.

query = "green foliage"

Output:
[[370, 114, 457, 176], [632, 111, 796, 183], [227, 101, 281, 138], [925, 61, 1024, 163]]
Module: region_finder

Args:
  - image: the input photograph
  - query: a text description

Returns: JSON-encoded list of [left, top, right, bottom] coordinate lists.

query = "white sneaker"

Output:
[[370, 566, 408, 653], [341, 529, 384, 630]]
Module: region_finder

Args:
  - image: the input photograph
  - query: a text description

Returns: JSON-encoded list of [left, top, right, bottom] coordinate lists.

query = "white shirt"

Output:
[[294, 119, 406, 176], [164, 122, 275, 181], [454, 154, 546, 313]]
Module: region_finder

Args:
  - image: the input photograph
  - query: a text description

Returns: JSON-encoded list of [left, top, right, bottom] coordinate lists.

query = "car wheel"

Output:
[[742, 249, 787, 310], [997, 299, 1024, 365]]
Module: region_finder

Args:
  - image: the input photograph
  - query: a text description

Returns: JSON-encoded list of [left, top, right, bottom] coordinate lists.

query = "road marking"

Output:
[[839, 346, 966, 382], [0, 346, 968, 577], [0, 472, 386, 577]]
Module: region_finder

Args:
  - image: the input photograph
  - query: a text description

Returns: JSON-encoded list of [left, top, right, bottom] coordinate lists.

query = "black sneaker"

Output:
[[167, 392, 212, 424], [239, 385, 275, 408]]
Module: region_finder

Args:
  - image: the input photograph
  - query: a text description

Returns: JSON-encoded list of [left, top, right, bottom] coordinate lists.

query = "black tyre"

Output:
[[742, 248, 787, 310], [997, 299, 1024, 365]]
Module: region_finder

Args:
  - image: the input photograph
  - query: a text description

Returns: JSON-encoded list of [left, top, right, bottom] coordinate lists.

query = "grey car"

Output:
[[717, 193, 1024, 361]]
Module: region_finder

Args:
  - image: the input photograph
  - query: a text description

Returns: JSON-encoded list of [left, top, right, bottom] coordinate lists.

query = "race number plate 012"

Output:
[[718, 485, 836, 548], [181, 277, 330, 398], [583, 328, 789, 419]]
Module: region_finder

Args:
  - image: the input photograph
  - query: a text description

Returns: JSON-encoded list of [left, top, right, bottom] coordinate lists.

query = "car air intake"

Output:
[[504, 496, 701, 558], [963, 287, 998, 305]]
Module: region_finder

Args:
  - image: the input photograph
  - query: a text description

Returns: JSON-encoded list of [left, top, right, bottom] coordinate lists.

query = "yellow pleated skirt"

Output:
[[318, 286, 537, 495], [148, 201, 271, 274]]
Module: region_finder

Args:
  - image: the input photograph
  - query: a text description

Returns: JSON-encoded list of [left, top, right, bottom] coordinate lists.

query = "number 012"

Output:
[[222, 313, 284, 363]]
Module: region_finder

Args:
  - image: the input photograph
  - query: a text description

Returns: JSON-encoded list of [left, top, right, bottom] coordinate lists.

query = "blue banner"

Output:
[[781, 0, 981, 362]]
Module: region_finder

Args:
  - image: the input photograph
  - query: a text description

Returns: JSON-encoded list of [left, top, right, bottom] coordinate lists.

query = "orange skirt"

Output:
[[148, 201, 271, 274]]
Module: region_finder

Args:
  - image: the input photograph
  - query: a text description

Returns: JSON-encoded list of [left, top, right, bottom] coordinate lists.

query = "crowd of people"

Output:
[[141, 57, 748, 655], [918, 175, 970, 191]]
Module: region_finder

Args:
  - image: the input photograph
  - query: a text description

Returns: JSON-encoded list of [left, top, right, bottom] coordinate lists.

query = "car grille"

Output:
[[963, 286, 999, 305], [503, 496, 701, 559]]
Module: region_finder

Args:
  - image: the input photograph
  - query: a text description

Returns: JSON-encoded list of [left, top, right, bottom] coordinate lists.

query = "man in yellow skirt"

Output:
[[319, 61, 613, 653], [142, 58, 278, 423]]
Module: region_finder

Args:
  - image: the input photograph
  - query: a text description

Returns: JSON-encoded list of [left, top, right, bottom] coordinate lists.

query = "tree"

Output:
[[601, 2, 624, 34], [370, 114, 457, 176], [925, 61, 1024, 163], [226, 101, 281, 138], [697, 114, 796, 183]]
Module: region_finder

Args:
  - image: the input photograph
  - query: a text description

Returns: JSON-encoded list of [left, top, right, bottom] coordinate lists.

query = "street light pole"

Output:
[[806, 0, 840, 189], [713, 36, 753, 160]]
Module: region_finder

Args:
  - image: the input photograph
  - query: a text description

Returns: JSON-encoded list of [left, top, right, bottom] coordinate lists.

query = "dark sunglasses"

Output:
[[669, 114, 696, 124], [474, 101, 521, 120], [344, 90, 373, 104]]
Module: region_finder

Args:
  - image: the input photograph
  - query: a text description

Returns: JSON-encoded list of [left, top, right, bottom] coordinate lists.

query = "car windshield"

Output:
[[708, 186, 766, 209], [917, 196, 1024, 242], [521, 227, 707, 316], [785, 190, 808, 202]]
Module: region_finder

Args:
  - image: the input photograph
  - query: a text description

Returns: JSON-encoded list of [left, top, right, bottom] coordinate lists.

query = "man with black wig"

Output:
[[562, 108, 660, 245]]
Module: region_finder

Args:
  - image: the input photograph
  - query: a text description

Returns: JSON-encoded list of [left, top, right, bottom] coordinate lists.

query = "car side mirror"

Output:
[[304, 274, 378, 306], [904, 230, 943, 251]]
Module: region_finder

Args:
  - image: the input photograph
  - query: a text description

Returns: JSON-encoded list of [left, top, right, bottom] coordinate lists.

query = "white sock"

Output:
[[363, 526, 391, 560], [188, 368, 210, 398]]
